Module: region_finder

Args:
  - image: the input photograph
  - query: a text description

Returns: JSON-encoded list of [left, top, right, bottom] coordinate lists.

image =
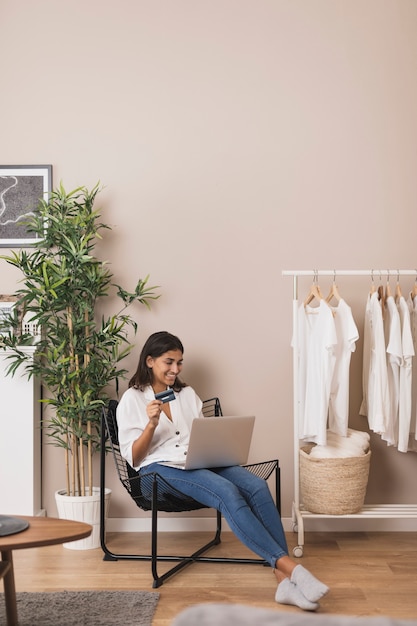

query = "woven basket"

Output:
[[299, 445, 371, 515]]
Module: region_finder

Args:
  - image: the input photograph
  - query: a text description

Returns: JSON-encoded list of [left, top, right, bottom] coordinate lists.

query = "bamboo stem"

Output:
[[66, 306, 82, 496], [85, 308, 92, 496], [65, 437, 70, 496], [72, 431, 77, 496], [75, 352, 85, 497]]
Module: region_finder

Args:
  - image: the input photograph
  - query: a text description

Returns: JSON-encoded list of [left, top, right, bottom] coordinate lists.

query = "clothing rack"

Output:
[[282, 269, 417, 557]]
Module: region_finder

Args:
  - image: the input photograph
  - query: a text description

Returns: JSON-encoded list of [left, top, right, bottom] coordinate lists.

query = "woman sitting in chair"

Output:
[[117, 331, 329, 611]]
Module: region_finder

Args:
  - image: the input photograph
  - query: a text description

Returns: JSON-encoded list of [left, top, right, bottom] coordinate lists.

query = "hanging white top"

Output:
[[293, 300, 337, 446], [328, 298, 359, 437]]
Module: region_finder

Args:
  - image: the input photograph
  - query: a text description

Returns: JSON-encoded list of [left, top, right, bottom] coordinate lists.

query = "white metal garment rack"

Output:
[[282, 269, 417, 557]]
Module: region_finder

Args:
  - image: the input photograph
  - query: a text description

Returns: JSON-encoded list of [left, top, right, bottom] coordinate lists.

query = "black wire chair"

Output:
[[100, 397, 280, 587]]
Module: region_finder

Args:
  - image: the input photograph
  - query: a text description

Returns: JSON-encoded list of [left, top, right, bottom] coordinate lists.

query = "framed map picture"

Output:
[[0, 165, 52, 247]]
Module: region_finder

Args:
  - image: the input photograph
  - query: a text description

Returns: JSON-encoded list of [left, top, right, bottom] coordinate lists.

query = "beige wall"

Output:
[[2, 0, 417, 521]]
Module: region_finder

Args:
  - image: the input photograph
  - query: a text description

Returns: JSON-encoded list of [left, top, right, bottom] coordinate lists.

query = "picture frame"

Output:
[[0, 165, 52, 247]]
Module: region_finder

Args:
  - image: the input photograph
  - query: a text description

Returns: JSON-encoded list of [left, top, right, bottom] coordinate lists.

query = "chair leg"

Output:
[[100, 499, 223, 573], [150, 478, 159, 584], [276, 466, 281, 514], [100, 415, 117, 562], [150, 475, 223, 588]]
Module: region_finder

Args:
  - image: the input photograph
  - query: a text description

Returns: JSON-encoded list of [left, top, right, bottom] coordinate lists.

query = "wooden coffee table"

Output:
[[0, 515, 92, 626]]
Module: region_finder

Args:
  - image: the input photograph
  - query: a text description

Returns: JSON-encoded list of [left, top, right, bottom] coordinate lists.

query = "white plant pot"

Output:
[[55, 486, 111, 550]]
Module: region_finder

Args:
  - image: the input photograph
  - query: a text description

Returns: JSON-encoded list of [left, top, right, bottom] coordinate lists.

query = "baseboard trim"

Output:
[[107, 516, 417, 533]]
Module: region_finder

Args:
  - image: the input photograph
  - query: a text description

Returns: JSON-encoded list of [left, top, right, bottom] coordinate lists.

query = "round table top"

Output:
[[0, 516, 92, 551]]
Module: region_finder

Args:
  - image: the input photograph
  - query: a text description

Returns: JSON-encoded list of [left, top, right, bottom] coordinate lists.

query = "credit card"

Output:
[[155, 388, 176, 403]]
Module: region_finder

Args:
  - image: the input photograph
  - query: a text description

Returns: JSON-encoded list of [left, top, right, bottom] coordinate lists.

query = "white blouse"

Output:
[[117, 385, 203, 470]]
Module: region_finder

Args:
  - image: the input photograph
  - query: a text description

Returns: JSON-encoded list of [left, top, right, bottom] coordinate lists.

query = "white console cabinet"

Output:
[[0, 347, 43, 516]]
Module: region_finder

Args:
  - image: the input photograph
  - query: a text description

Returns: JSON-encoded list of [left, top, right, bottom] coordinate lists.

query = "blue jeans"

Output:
[[140, 463, 288, 567]]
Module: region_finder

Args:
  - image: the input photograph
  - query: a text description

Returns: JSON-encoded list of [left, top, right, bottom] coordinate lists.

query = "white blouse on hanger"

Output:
[[397, 295, 414, 453], [294, 300, 337, 446], [407, 293, 417, 451], [328, 298, 359, 437], [382, 295, 402, 447], [360, 291, 389, 435]]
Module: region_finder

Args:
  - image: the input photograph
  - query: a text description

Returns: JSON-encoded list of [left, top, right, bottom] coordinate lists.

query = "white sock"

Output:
[[291, 564, 329, 603], [275, 578, 319, 611]]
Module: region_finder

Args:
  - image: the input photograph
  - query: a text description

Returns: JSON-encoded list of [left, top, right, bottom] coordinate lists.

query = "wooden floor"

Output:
[[7, 530, 417, 624]]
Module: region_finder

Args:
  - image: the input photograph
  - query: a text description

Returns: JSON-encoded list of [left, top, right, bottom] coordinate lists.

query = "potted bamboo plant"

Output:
[[0, 183, 159, 547]]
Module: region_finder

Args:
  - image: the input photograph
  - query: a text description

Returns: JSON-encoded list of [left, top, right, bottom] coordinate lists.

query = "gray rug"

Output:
[[0, 590, 160, 626]]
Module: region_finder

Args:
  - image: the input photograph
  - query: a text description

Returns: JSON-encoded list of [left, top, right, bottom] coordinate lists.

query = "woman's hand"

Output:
[[147, 399, 163, 427]]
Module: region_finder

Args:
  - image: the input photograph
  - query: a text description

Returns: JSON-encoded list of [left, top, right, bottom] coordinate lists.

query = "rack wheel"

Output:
[[293, 545, 303, 558]]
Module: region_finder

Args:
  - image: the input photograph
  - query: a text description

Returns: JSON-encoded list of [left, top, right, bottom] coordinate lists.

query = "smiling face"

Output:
[[146, 349, 184, 393]]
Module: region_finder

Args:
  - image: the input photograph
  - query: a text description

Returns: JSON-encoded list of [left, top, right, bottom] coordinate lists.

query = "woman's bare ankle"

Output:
[[273, 568, 286, 584], [274, 555, 297, 579]]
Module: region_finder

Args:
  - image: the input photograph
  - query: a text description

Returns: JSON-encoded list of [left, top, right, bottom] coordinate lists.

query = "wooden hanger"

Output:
[[395, 272, 402, 302], [304, 271, 323, 306], [385, 271, 392, 299], [412, 272, 417, 297], [376, 272, 386, 317], [304, 282, 323, 306], [370, 270, 376, 294], [326, 272, 342, 304]]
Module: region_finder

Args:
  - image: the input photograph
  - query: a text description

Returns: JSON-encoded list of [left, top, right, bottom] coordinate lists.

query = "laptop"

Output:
[[161, 415, 255, 470]]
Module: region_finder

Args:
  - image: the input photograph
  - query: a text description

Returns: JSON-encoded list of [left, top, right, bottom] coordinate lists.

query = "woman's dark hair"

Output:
[[128, 331, 187, 391]]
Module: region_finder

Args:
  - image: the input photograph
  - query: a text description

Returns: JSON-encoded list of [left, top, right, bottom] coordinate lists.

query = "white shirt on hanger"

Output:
[[328, 298, 359, 437], [359, 291, 390, 435], [382, 295, 402, 447], [397, 295, 414, 453], [407, 293, 417, 451], [294, 299, 337, 446]]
